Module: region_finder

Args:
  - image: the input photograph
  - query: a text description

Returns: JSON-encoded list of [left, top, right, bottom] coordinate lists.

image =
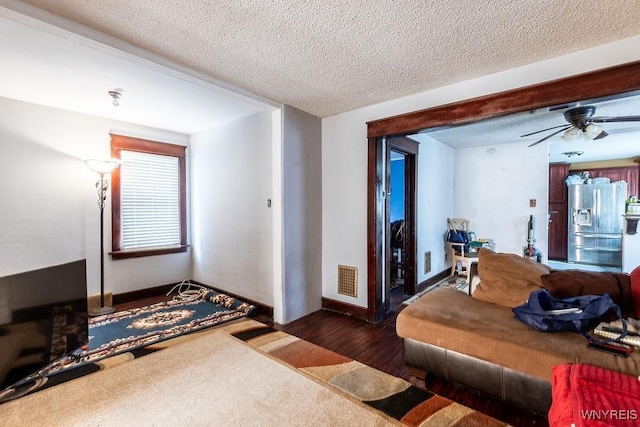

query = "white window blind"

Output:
[[120, 150, 180, 250]]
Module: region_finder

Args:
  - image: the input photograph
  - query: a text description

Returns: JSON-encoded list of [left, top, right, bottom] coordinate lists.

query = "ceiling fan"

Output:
[[522, 105, 640, 147]]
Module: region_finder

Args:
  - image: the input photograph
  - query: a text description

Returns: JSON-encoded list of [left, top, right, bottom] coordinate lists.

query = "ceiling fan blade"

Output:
[[590, 116, 640, 123], [593, 130, 608, 140], [520, 124, 572, 137], [528, 126, 572, 147]]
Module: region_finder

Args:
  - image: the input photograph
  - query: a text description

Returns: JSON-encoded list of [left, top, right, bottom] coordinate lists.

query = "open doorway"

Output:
[[362, 136, 419, 322], [388, 149, 407, 292], [384, 137, 418, 316], [366, 61, 640, 323]]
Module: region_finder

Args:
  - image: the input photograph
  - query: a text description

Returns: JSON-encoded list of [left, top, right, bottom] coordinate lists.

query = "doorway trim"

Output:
[[384, 138, 418, 317], [366, 60, 640, 323], [386, 137, 418, 296], [366, 136, 418, 323]]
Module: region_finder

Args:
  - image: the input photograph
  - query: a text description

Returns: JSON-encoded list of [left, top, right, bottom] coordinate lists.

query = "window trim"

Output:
[[110, 134, 188, 259]]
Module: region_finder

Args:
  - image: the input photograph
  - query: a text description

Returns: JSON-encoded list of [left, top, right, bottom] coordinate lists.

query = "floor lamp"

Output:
[[85, 159, 120, 317]]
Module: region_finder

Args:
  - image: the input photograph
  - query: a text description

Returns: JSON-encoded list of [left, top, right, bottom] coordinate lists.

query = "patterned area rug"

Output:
[[13, 318, 508, 426], [41, 290, 256, 376], [233, 326, 510, 426]]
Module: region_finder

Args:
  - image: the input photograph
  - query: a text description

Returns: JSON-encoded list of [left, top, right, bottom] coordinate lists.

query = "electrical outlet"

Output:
[[530, 199, 536, 207]]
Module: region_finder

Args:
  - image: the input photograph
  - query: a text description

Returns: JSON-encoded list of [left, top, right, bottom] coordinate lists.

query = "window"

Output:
[[110, 134, 187, 259]]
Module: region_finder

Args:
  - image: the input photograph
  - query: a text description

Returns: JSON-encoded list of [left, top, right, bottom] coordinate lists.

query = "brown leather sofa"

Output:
[[396, 249, 640, 415]]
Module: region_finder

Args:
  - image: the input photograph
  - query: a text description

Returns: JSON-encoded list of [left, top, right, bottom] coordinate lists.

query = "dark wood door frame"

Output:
[[366, 60, 640, 323], [385, 138, 418, 314], [367, 136, 418, 323]]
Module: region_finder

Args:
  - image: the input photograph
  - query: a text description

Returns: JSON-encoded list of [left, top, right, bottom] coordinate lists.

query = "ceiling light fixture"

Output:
[[562, 151, 584, 158], [583, 123, 602, 140], [561, 123, 604, 142], [561, 127, 582, 141], [108, 88, 123, 106]]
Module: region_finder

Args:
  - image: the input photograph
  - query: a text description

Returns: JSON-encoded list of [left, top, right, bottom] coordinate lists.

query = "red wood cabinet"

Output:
[[626, 167, 639, 197], [576, 166, 639, 197], [549, 163, 569, 204], [590, 167, 624, 183], [548, 204, 567, 260], [548, 163, 569, 260]]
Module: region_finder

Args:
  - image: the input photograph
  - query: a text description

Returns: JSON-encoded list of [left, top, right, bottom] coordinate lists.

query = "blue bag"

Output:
[[512, 289, 626, 340], [447, 229, 469, 254]]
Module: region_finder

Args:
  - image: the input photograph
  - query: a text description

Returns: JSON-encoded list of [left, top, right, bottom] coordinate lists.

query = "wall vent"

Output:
[[424, 251, 432, 275], [337, 265, 358, 297]]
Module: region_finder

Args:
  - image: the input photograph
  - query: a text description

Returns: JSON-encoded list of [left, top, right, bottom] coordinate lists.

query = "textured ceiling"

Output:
[[19, 0, 640, 118]]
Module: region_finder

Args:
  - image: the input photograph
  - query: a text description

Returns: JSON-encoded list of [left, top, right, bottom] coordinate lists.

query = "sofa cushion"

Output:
[[472, 249, 551, 308], [396, 287, 640, 382], [630, 266, 640, 318], [540, 270, 635, 319]]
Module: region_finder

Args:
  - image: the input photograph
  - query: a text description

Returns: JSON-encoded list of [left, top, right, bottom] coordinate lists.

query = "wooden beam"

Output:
[[367, 61, 640, 138]]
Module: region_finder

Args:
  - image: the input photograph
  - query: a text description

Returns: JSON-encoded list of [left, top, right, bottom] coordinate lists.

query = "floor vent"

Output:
[[424, 251, 432, 275], [337, 265, 358, 297]]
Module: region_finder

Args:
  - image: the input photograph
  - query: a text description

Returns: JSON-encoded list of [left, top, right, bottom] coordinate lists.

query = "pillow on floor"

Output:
[[472, 249, 551, 308], [540, 270, 635, 319]]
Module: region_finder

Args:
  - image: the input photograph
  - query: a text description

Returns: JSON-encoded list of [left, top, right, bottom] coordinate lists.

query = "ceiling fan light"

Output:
[[583, 123, 601, 140], [561, 127, 582, 141], [585, 123, 600, 134]]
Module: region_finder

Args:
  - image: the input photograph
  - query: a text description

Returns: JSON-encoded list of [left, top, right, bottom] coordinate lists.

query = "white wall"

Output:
[[190, 111, 274, 306], [453, 142, 549, 258], [321, 36, 640, 307], [321, 112, 370, 307], [0, 96, 191, 296], [414, 135, 455, 282], [321, 121, 454, 309], [281, 106, 322, 323], [271, 109, 284, 321]]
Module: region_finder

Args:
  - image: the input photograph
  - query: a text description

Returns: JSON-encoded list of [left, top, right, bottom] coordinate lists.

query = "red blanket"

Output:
[[549, 364, 640, 426]]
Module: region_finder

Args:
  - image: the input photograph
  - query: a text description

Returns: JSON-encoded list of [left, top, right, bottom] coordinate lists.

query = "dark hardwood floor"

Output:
[[115, 285, 548, 426]]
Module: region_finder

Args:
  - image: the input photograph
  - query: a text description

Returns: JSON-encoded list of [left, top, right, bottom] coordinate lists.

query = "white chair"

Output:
[[447, 218, 478, 278]]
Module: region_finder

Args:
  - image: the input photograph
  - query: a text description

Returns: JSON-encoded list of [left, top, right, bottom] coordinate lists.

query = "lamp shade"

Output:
[[85, 159, 121, 175], [561, 127, 582, 141], [583, 123, 601, 140]]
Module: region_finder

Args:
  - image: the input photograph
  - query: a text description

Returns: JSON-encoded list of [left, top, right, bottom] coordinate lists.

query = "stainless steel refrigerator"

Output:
[[567, 182, 627, 267]]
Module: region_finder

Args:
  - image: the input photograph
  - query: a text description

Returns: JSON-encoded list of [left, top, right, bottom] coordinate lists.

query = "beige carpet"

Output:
[[0, 329, 398, 426]]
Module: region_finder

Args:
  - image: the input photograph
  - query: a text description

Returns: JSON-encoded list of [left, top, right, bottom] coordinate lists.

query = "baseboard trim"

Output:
[[321, 269, 450, 321], [416, 268, 450, 293], [190, 280, 274, 319], [111, 280, 274, 319], [112, 283, 175, 305], [322, 297, 368, 321]]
